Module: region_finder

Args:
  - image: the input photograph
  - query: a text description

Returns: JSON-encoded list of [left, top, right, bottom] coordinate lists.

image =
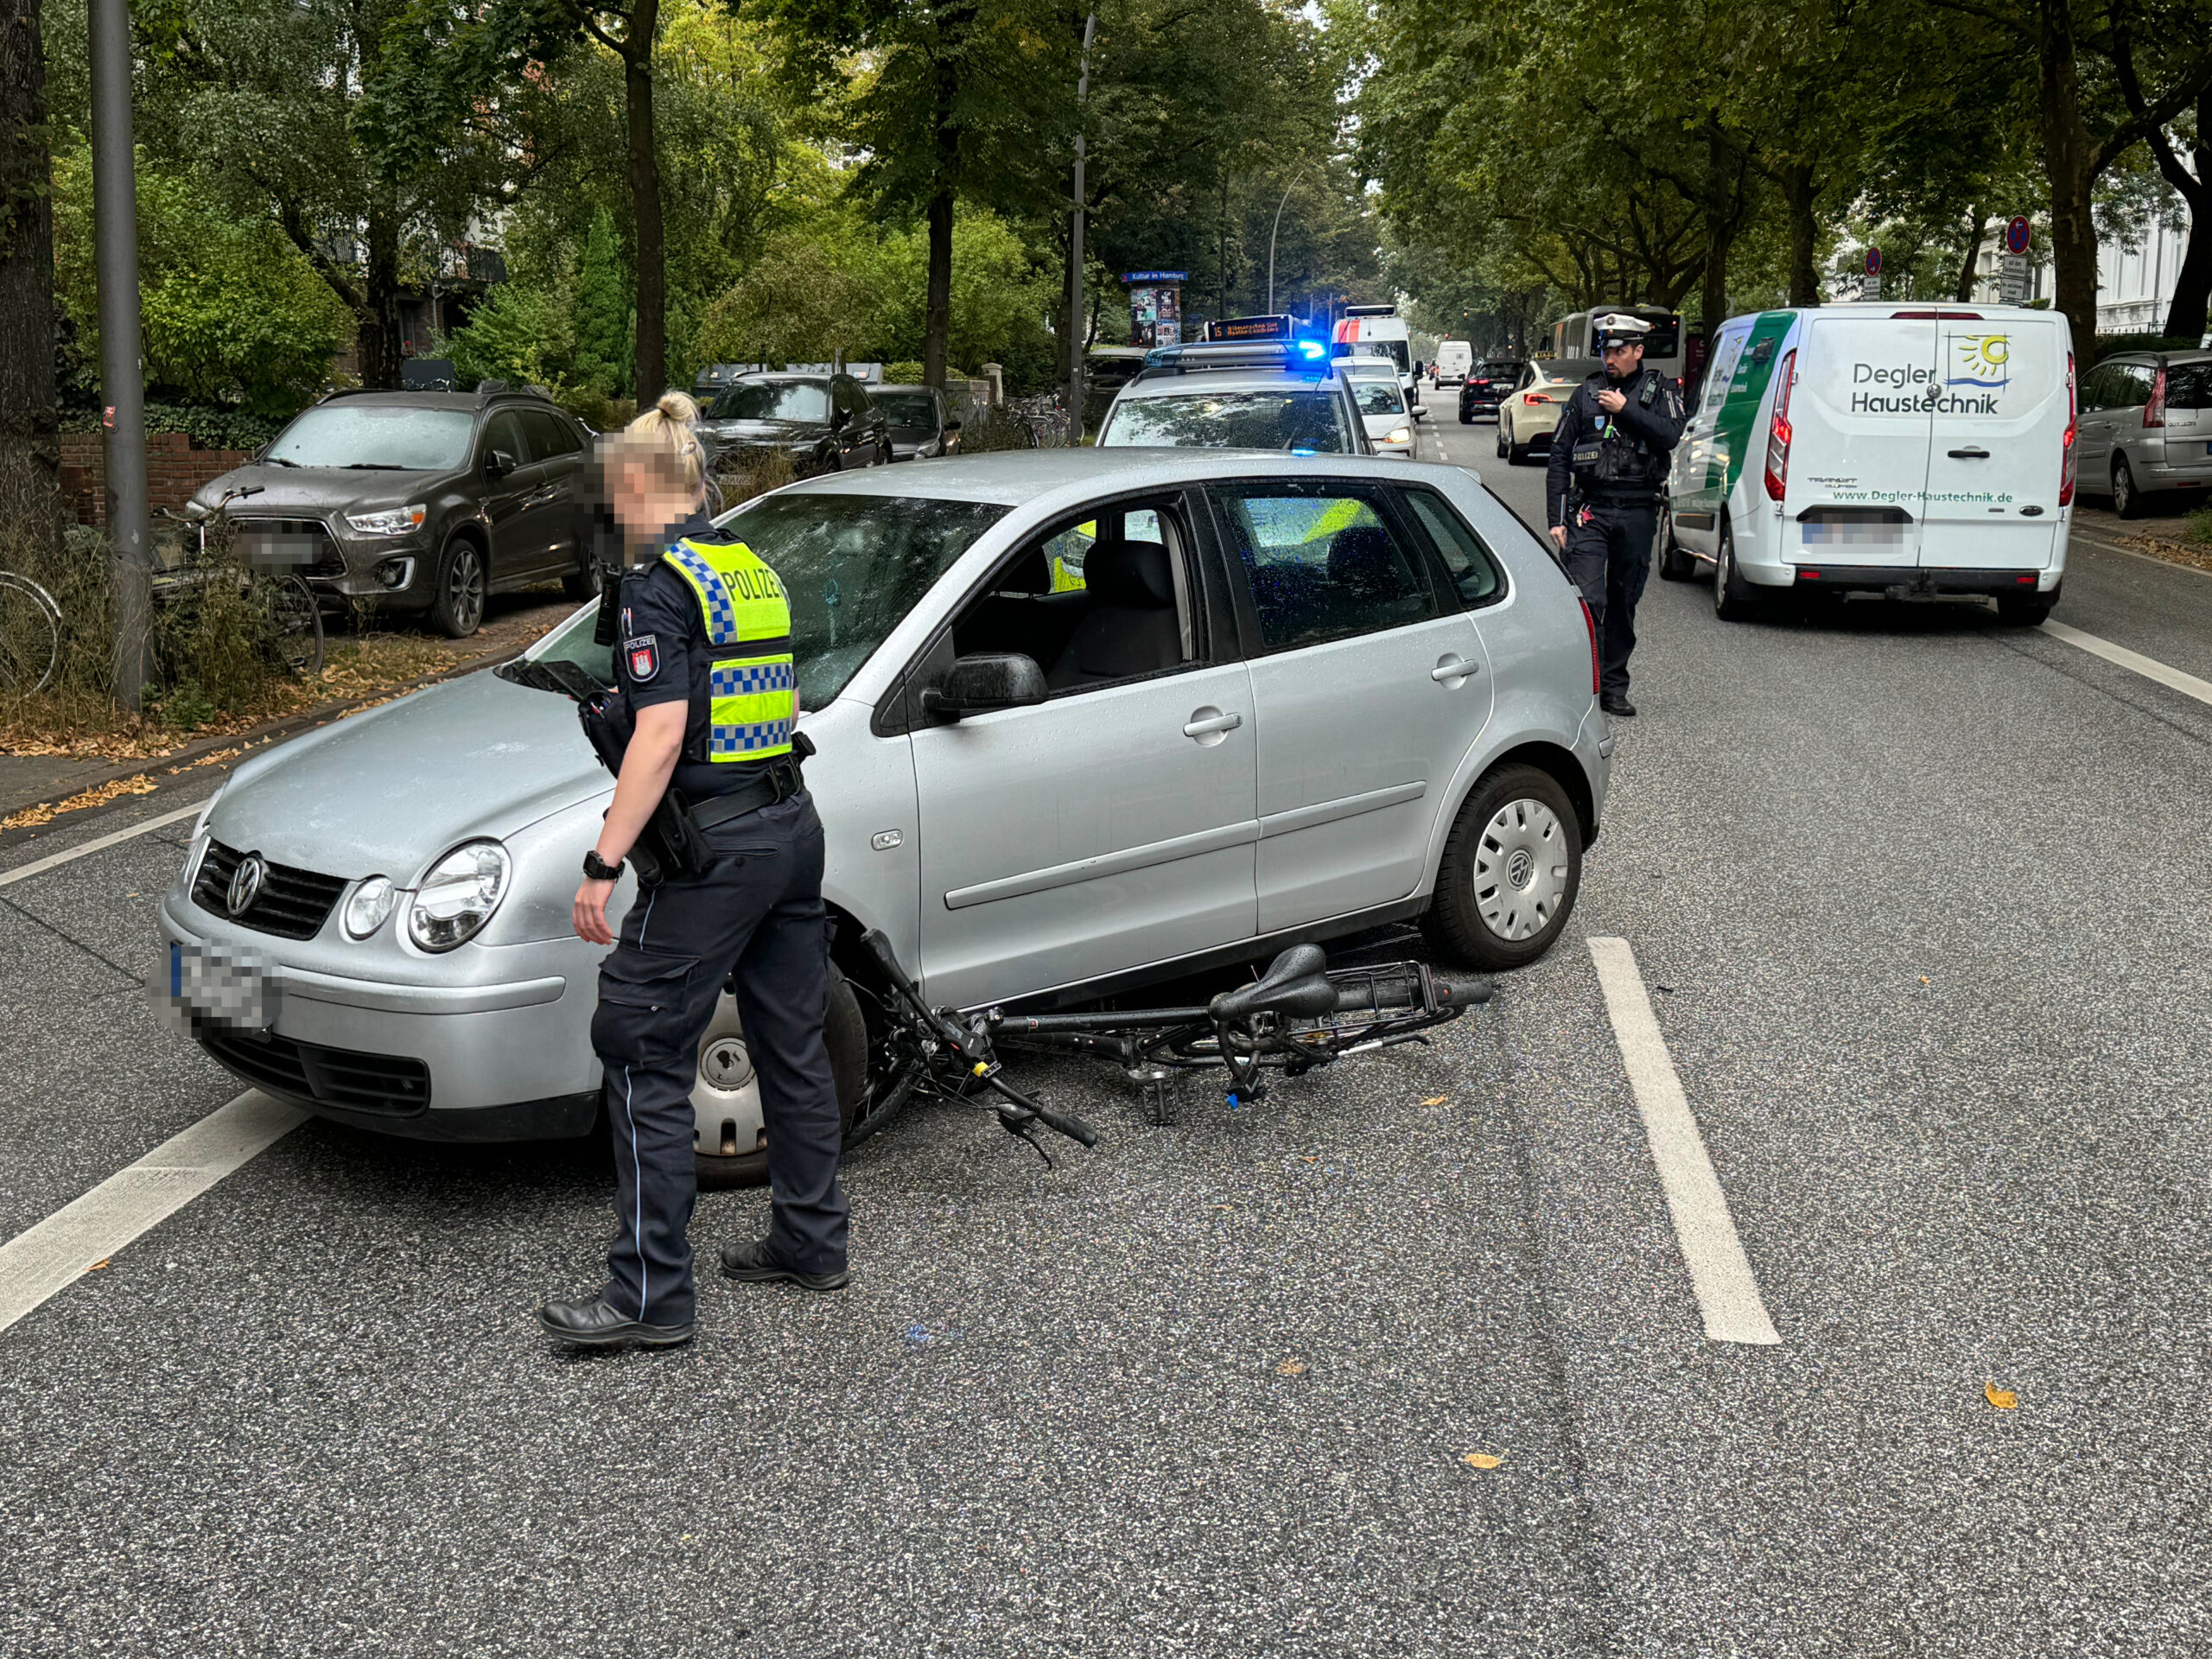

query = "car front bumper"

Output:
[[159, 899, 602, 1141]]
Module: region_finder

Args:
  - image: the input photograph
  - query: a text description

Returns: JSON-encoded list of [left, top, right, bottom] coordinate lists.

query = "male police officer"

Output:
[[540, 395, 849, 1351], [1545, 314, 1686, 717]]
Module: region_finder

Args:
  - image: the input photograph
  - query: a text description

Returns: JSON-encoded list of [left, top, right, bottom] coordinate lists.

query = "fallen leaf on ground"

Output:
[[1461, 1452, 1504, 1470], [1919, 976, 1931, 985], [1302, 1156, 1319, 1163], [1985, 1381, 2018, 1410], [1276, 1358, 1306, 1376], [87, 1259, 111, 1270], [1420, 1096, 1448, 1106]]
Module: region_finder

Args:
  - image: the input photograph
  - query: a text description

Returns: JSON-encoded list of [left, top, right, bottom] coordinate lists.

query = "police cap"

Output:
[[1593, 313, 1653, 351]]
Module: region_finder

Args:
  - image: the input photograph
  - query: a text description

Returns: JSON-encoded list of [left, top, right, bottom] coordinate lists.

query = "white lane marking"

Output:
[[0, 1091, 304, 1337], [1587, 938, 1782, 1346], [2041, 620, 2212, 709], [0, 796, 212, 890]]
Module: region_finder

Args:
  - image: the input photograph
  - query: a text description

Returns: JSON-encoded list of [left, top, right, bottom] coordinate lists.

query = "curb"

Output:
[[0, 635, 533, 852]]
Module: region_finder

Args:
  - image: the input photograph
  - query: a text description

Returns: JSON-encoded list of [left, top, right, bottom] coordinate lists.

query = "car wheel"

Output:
[[1657, 501, 1696, 581], [560, 556, 600, 602], [1421, 764, 1583, 972], [1713, 518, 1757, 620], [430, 537, 486, 638], [1507, 428, 1530, 465], [1459, 404, 1473, 425], [1496, 420, 1510, 461], [693, 963, 871, 1191], [1995, 591, 2054, 626], [2112, 455, 2144, 519]]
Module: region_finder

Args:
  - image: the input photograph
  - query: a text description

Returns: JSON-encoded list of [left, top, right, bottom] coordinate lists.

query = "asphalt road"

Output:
[[2, 417, 2208, 1655]]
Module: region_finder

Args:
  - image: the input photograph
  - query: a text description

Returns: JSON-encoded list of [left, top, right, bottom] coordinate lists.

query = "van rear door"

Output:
[[1789, 311, 1936, 570], [1919, 313, 2068, 572]]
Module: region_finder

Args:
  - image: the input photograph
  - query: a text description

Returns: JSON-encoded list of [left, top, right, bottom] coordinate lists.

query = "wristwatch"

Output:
[[582, 849, 625, 881]]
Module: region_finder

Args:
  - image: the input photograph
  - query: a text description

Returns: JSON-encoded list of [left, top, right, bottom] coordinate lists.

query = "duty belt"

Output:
[[689, 757, 805, 830]]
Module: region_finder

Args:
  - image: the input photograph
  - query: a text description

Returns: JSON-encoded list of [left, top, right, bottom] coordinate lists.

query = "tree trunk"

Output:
[[1954, 205, 1986, 303], [923, 188, 952, 389], [1700, 123, 1737, 336], [2035, 3, 2101, 354], [1783, 162, 1820, 307], [623, 0, 664, 404], [359, 197, 403, 390], [0, 0, 60, 562], [2156, 97, 2209, 341]]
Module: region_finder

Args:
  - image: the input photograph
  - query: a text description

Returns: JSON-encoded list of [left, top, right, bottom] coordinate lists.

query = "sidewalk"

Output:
[[0, 594, 575, 841]]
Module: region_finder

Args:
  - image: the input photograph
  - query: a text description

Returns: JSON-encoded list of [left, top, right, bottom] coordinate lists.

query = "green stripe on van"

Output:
[[1708, 311, 1797, 499]]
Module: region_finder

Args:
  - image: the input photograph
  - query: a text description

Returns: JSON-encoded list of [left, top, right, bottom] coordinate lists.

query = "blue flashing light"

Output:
[[1297, 340, 1325, 359], [1291, 447, 1318, 457]]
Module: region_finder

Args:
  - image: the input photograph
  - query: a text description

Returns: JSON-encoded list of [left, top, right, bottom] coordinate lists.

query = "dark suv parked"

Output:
[[693, 372, 889, 475], [1459, 359, 1525, 424], [186, 386, 597, 638]]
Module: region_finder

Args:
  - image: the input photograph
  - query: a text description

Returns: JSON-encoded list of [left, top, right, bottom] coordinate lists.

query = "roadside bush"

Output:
[[2186, 508, 2212, 547], [2092, 334, 2201, 363], [710, 445, 798, 510], [58, 403, 289, 452]]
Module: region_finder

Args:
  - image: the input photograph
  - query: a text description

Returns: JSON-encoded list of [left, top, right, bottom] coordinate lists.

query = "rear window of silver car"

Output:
[[264, 405, 476, 471], [531, 493, 1010, 709], [1100, 390, 1354, 453]]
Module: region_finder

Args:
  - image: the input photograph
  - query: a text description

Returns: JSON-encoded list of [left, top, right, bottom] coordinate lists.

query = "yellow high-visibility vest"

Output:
[[660, 537, 796, 761]]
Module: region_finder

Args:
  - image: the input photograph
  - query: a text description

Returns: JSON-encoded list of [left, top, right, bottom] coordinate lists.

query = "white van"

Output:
[[1433, 340, 1474, 387], [1333, 307, 1420, 410], [1659, 302, 2076, 626]]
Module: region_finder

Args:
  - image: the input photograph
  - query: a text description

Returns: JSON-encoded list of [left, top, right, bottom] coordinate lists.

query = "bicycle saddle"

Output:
[[1209, 944, 1338, 1023]]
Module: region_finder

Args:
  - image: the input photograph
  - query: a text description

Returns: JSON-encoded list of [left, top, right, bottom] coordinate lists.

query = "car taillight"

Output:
[[1764, 348, 1797, 502], [1580, 598, 1600, 696], [2060, 350, 2078, 506], [1524, 392, 1544, 406], [2145, 363, 2168, 429]]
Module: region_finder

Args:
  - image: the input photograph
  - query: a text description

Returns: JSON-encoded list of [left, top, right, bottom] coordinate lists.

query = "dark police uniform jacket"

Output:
[[1545, 368, 1687, 530]]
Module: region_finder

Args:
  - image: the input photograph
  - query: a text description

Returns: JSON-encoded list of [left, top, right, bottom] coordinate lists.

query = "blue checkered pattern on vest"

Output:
[[709, 717, 796, 755], [665, 542, 738, 645], [709, 662, 795, 698]]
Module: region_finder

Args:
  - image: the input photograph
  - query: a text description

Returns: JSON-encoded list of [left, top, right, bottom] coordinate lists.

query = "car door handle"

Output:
[[1948, 446, 1991, 459], [1183, 710, 1243, 737], [1431, 656, 1479, 683]]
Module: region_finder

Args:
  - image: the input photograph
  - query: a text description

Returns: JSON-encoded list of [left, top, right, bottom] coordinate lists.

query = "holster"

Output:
[[578, 691, 711, 886]]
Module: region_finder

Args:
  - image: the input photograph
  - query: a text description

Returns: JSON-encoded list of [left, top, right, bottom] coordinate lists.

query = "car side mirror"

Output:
[[922, 652, 1048, 721], [485, 449, 517, 479]]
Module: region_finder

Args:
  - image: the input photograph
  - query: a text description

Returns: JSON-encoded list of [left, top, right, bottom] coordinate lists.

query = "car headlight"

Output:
[[406, 842, 511, 951], [1388, 425, 1413, 445], [343, 875, 398, 940], [345, 504, 428, 537]]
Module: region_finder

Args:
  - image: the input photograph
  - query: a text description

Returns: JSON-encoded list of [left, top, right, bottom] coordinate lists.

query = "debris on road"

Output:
[[1985, 1382, 2018, 1410]]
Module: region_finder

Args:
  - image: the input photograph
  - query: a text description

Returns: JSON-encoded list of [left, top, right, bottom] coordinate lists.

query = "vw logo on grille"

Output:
[[226, 853, 268, 917]]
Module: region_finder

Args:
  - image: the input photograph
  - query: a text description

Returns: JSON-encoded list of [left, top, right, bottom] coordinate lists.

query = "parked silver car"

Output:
[[157, 450, 1611, 1185], [2075, 351, 2211, 518]]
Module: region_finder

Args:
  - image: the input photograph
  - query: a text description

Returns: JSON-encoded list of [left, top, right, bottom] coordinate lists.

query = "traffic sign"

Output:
[[1998, 254, 2031, 305], [2005, 215, 2032, 257], [1865, 246, 1883, 276]]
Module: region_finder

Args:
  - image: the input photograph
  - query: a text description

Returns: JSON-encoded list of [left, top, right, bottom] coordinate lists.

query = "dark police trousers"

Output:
[[592, 791, 847, 1326], [1564, 497, 1658, 698]]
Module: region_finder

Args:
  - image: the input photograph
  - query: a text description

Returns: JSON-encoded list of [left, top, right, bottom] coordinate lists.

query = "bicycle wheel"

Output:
[[0, 572, 62, 695], [271, 575, 325, 678]]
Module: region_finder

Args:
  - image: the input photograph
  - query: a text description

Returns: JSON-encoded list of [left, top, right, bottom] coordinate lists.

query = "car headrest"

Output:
[[1327, 524, 1402, 594], [1084, 536, 1176, 608]]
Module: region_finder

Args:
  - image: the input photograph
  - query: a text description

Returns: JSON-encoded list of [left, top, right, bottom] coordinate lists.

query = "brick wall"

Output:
[[59, 431, 254, 527]]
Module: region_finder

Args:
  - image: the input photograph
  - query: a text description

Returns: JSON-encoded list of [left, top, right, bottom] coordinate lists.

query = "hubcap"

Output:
[[691, 992, 765, 1157], [2113, 464, 2131, 510], [1474, 798, 1568, 942], [450, 550, 484, 631]]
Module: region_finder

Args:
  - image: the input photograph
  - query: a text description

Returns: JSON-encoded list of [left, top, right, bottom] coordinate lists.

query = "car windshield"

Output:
[[527, 493, 1011, 708], [1541, 359, 1601, 384], [263, 404, 475, 470], [1353, 378, 1405, 416], [1344, 340, 1411, 375], [1101, 390, 1353, 452], [873, 391, 938, 429], [709, 382, 830, 423]]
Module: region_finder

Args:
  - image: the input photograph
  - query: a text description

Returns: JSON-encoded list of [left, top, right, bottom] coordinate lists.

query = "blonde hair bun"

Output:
[[615, 390, 708, 500], [656, 390, 701, 423]]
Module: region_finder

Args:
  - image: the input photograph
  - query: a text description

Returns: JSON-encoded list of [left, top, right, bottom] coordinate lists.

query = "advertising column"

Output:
[[1124, 271, 1187, 347]]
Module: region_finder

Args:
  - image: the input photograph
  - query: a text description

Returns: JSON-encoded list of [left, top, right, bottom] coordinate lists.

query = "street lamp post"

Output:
[[87, 0, 149, 711], [1065, 6, 1097, 447], [1266, 160, 1316, 316]]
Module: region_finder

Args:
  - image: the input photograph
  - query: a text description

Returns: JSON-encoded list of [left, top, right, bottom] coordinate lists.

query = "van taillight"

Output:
[[1764, 348, 1797, 502], [1580, 597, 1600, 696], [2145, 364, 2168, 429], [2060, 351, 2078, 506]]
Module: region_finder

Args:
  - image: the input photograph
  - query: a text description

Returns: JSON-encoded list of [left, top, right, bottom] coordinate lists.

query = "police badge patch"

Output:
[[624, 634, 659, 683]]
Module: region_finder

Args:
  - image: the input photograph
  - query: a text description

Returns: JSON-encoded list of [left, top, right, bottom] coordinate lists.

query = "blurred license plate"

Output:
[[156, 943, 280, 1032]]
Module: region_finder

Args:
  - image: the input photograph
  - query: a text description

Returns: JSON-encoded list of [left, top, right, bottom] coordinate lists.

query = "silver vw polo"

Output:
[[158, 449, 1611, 1185]]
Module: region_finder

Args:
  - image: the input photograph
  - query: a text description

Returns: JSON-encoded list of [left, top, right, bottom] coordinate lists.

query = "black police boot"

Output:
[[537, 1297, 695, 1349], [1600, 692, 1637, 717], [719, 1237, 850, 1292]]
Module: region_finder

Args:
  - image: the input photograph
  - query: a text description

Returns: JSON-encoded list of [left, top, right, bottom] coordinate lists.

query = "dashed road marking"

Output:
[[0, 796, 212, 890], [2041, 620, 2212, 709], [1587, 937, 1781, 1346], [0, 1091, 303, 1337]]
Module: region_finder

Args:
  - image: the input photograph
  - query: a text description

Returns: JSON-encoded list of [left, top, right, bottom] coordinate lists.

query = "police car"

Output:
[[1097, 322, 1372, 455]]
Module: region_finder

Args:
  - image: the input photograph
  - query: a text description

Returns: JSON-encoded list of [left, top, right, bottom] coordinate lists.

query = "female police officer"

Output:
[[540, 393, 849, 1351]]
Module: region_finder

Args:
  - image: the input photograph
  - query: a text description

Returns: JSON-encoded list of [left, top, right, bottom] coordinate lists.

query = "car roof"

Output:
[[1119, 368, 1347, 399], [311, 391, 499, 413], [745, 448, 1431, 510]]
